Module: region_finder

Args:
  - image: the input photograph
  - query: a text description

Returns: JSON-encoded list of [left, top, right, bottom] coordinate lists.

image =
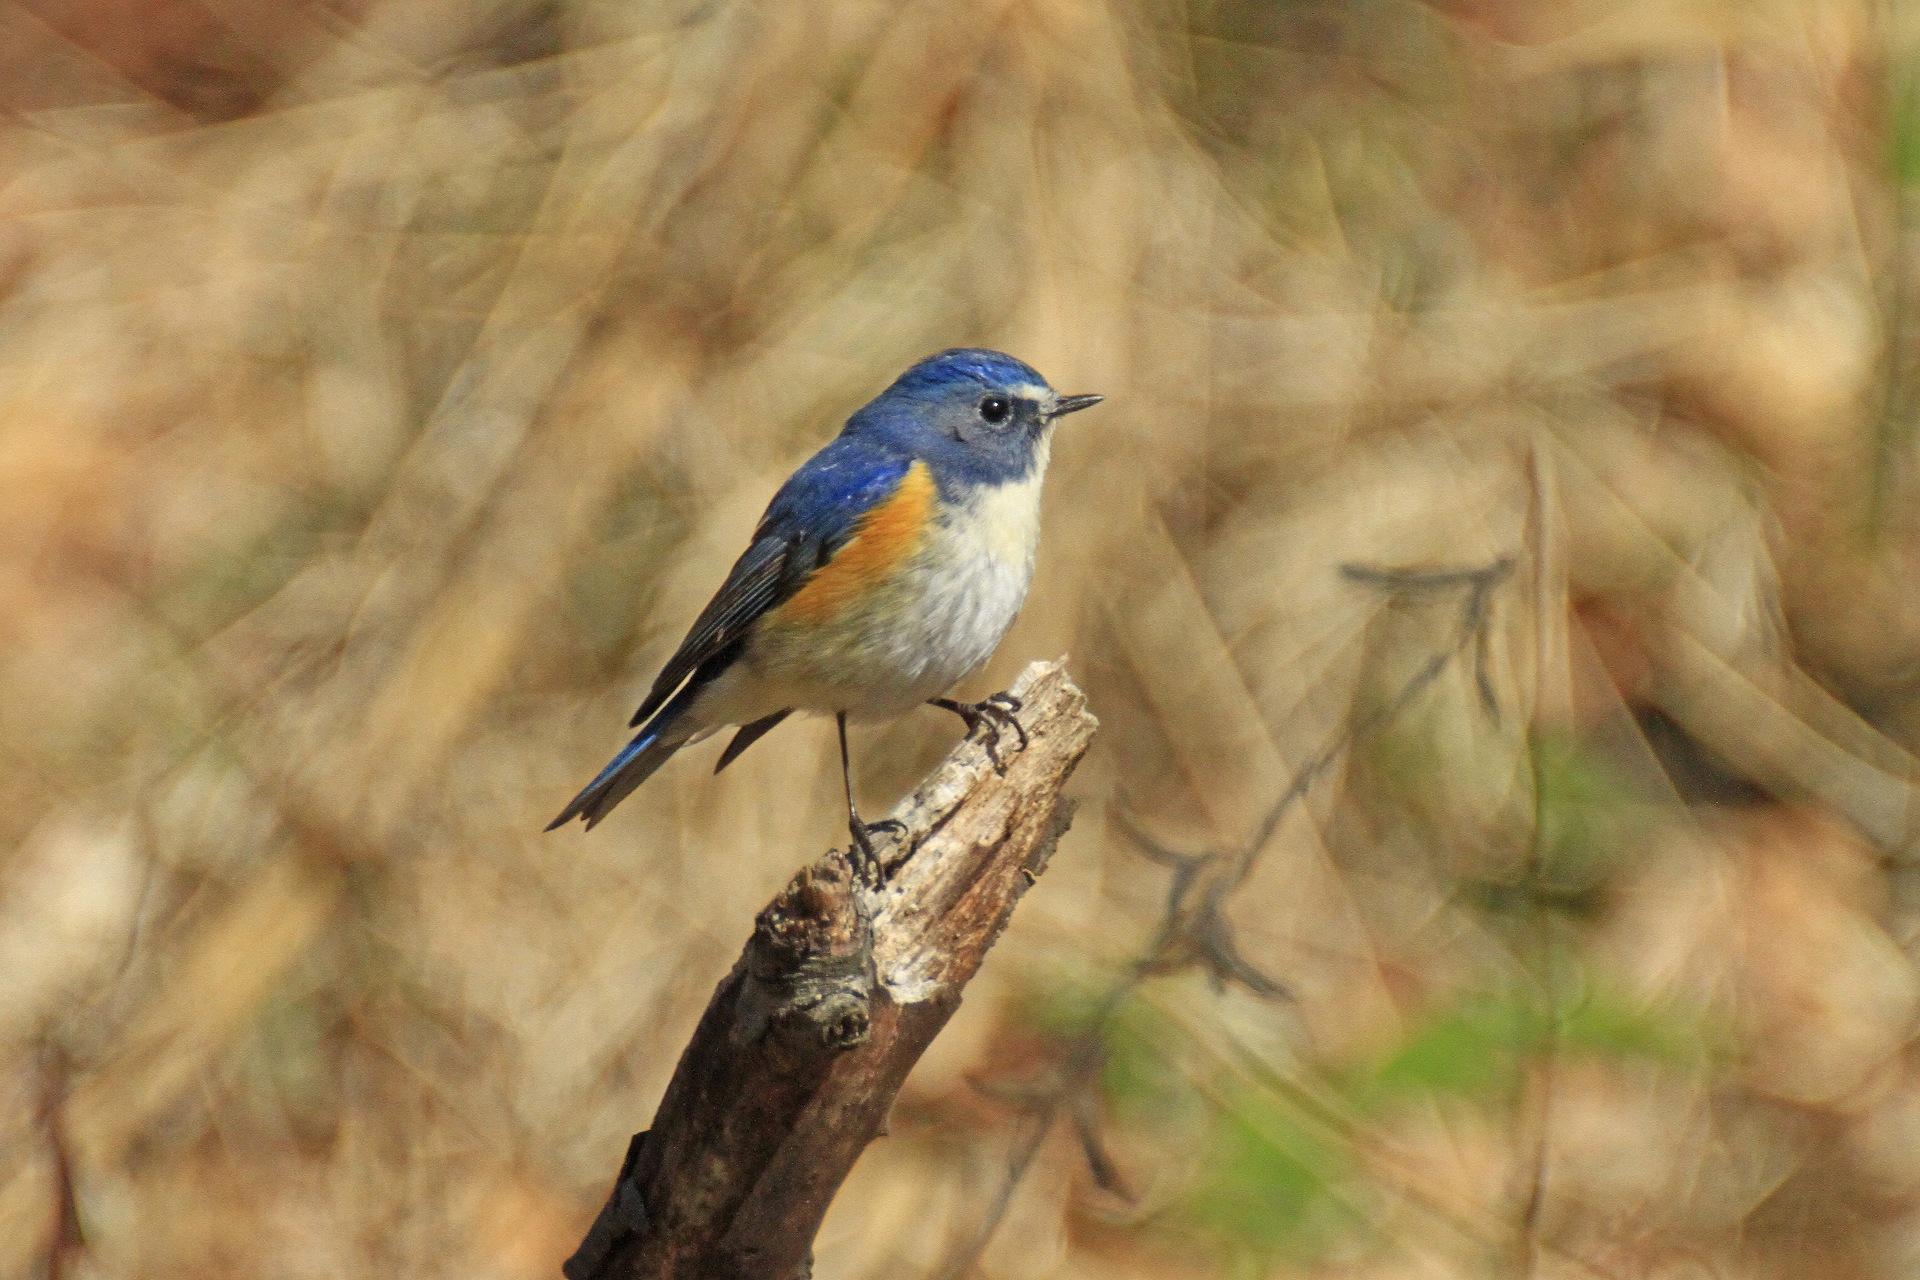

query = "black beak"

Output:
[[1048, 393, 1103, 420]]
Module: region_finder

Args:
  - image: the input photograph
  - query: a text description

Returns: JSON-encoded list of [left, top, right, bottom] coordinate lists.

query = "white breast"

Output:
[[712, 449, 1052, 724], [893, 463, 1047, 699], [964, 464, 1047, 566]]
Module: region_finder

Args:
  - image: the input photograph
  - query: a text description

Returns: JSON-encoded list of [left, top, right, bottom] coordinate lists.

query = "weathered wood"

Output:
[[565, 659, 1098, 1280]]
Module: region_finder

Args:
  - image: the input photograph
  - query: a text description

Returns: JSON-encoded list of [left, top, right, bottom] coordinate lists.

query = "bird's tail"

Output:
[[546, 687, 704, 831]]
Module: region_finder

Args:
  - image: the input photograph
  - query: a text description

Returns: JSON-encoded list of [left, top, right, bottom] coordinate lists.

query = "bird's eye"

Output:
[[979, 395, 1011, 424]]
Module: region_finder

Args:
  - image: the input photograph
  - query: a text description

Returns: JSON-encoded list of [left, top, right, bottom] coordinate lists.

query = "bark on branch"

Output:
[[564, 659, 1098, 1280]]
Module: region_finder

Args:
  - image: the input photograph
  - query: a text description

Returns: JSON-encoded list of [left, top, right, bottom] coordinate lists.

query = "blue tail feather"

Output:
[[547, 690, 701, 830]]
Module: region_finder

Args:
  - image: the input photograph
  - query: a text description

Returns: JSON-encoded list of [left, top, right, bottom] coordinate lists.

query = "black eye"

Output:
[[979, 395, 1011, 424]]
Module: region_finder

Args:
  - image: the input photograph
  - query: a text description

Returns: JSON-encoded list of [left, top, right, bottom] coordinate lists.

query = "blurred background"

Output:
[[5, 0, 1920, 1276]]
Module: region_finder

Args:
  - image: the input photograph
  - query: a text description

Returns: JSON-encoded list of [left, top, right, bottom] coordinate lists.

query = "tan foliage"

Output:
[[4, 0, 1920, 1277]]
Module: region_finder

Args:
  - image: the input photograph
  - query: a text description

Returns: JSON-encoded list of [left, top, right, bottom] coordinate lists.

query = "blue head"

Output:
[[845, 349, 1102, 489]]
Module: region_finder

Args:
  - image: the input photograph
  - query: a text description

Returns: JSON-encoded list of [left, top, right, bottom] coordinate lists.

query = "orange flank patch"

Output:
[[778, 461, 935, 622]]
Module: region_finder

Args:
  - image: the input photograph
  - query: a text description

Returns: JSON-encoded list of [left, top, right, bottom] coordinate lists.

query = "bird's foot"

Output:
[[855, 818, 912, 878], [929, 693, 1028, 774], [847, 815, 886, 885]]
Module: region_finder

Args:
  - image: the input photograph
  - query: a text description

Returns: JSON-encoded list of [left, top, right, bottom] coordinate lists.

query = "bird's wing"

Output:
[[628, 534, 792, 727], [626, 441, 911, 728]]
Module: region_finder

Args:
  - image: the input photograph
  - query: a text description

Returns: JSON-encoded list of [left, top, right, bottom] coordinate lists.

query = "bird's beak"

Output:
[[1048, 393, 1103, 421]]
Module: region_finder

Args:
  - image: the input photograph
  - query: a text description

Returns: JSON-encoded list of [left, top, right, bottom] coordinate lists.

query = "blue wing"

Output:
[[546, 437, 912, 830], [624, 438, 911, 727]]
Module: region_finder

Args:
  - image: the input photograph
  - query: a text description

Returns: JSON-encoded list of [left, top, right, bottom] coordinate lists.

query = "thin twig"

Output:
[[38, 1043, 82, 1280], [1513, 447, 1560, 1278]]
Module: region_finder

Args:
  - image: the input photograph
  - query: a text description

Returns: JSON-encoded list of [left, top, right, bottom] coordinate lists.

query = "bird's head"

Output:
[[849, 348, 1102, 485]]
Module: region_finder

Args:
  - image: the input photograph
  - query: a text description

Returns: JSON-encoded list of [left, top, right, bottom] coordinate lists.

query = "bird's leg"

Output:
[[837, 711, 881, 881], [928, 693, 1027, 774]]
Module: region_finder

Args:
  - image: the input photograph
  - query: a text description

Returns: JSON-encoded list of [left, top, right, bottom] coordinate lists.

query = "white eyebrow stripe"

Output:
[[1008, 382, 1049, 401]]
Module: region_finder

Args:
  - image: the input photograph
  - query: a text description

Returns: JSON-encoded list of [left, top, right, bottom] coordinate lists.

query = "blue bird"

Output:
[[547, 348, 1102, 863]]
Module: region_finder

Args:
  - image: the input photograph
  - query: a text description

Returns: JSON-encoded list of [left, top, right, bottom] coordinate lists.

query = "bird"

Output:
[[546, 348, 1102, 867]]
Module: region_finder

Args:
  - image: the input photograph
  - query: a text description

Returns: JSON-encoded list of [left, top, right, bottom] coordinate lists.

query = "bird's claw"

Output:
[[932, 694, 1028, 775], [859, 817, 912, 872], [978, 693, 1029, 768], [847, 817, 883, 885], [847, 813, 914, 883]]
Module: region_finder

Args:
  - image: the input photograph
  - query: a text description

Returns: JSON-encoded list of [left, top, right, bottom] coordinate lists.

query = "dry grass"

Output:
[[5, 0, 1920, 1276]]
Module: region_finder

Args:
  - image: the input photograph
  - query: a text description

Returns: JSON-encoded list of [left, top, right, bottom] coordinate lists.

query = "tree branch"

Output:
[[564, 659, 1098, 1280]]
